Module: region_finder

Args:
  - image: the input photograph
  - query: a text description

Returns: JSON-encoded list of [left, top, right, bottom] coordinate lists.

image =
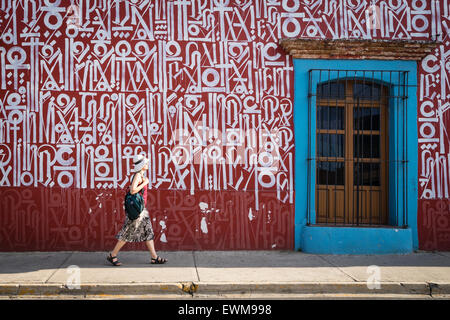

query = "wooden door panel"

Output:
[[352, 188, 388, 225], [316, 186, 345, 223], [316, 79, 389, 226]]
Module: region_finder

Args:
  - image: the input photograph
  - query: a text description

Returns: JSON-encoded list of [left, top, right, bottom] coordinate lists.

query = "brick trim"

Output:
[[279, 38, 441, 60]]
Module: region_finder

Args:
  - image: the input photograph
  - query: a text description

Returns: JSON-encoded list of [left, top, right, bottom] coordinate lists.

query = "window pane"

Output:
[[353, 82, 381, 100], [318, 81, 345, 99], [318, 106, 344, 130], [354, 107, 380, 131], [318, 134, 345, 158], [354, 163, 381, 186], [317, 162, 345, 185], [354, 134, 380, 158]]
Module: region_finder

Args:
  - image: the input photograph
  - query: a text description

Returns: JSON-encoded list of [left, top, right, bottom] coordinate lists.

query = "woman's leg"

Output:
[[145, 240, 158, 259], [146, 240, 167, 263], [107, 240, 126, 266], [111, 240, 126, 257]]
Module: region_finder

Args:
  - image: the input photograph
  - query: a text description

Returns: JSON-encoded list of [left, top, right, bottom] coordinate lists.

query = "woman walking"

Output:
[[107, 154, 168, 266]]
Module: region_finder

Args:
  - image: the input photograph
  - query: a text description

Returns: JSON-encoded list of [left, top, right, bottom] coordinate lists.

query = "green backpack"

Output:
[[124, 174, 144, 220]]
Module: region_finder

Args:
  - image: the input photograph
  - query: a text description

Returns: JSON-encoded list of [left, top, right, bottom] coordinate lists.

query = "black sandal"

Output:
[[151, 256, 167, 264], [107, 253, 122, 266]]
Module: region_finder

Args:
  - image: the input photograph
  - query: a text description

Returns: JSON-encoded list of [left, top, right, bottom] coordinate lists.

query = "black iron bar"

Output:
[[334, 70, 339, 225], [344, 71, 348, 225], [404, 71, 407, 227], [317, 69, 321, 224], [396, 71, 400, 227], [326, 70, 330, 224], [387, 71, 393, 226], [307, 69, 312, 225], [405, 71, 409, 227], [369, 71, 375, 225], [358, 71, 366, 226]]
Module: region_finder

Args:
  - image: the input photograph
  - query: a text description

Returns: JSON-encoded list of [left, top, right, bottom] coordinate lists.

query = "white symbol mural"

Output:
[[0, 0, 449, 250]]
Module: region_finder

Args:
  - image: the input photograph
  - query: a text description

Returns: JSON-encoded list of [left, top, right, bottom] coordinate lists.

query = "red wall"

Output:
[[0, 188, 294, 251], [0, 1, 449, 251]]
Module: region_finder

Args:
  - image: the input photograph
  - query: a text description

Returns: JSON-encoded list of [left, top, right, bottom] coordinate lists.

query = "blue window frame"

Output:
[[293, 59, 418, 254]]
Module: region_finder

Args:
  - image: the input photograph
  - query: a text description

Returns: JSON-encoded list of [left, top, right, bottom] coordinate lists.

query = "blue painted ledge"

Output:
[[301, 225, 413, 254]]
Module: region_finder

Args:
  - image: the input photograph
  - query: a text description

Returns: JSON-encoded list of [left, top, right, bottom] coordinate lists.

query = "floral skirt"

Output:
[[115, 209, 155, 242]]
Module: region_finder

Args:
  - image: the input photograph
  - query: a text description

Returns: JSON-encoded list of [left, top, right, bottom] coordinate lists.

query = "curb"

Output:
[[427, 282, 450, 296], [0, 283, 188, 297], [194, 282, 432, 295], [2, 282, 450, 298]]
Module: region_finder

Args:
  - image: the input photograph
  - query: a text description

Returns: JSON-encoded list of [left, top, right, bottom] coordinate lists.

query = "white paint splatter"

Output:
[[248, 208, 254, 221], [99, 203, 102, 208], [199, 202, 208, 211], [88, 208, 92, 214], [272, 244, 277, 248], [200, 217, 208, 234], [160, 220, 167, 230], [160, 233, 167, 243]]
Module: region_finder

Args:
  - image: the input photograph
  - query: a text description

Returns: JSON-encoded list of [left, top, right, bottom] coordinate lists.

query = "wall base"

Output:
[[301, 225, 413, 254]]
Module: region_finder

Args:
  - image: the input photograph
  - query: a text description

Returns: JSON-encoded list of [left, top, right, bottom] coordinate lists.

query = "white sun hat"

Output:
[[132, 154, 149, 173]]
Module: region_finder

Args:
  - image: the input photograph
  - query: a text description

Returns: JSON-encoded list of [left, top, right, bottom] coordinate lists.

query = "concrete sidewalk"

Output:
[[1, 251, 450, 299]]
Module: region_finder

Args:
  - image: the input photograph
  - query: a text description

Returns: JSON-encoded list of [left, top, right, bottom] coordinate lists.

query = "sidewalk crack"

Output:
[[427, 282, 438, 298], [192, 251, 201, 282], [44, 252, 74, 284], [316, 255, 359, 282]]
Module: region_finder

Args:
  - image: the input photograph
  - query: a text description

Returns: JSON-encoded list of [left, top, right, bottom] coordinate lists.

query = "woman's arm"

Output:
[[130, 173, 149, 194]]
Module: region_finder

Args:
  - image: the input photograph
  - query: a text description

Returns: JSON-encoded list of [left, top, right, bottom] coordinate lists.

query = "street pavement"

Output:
[[0, 250, 450, 299]]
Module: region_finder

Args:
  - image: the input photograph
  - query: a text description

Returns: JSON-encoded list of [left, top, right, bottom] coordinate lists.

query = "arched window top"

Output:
[[317, 80, 345, 99], [317, 79, 387, 101]]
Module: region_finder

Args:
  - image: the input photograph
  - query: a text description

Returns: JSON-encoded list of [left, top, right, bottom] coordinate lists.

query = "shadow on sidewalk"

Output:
[[0, 251, 450, 275]]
